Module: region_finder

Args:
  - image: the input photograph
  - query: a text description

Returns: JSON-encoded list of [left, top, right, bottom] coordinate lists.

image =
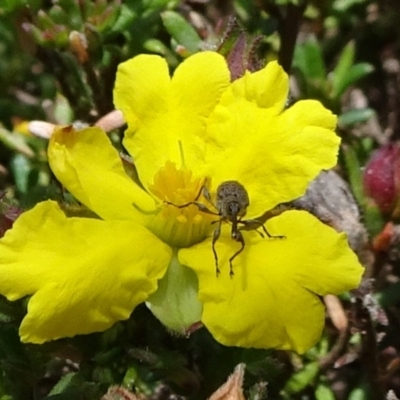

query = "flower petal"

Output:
[[179, 211, 363, 353], [267, 210, 364, 296], [48, 126, 154, 222], [229, 61, 288, 111], [114, 52, 231, 189], [114, 54, 170, 130], [0, 201, 172, 343], [201, 63, 339, 217]]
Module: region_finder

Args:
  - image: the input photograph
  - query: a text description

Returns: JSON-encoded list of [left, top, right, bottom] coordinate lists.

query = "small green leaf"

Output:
[[47, 372, 77, 395], [143, 38, 169, 55], [315, 383, 336, 400], [36, 9, 56, 30], [122, 366, 139, 388], [338, 108, 375, 127], [348, 386, 369, 400], [0, 128, 34, 157], [146, 0, 180, 8], [10, 154, 31, 194], [283, 362, 319, 394], [293, 38, 327, 82], [44, 382, 100, 400], [53, 94, 74, 125], [110, 4, 136, 33], [55, 0, 82, 28], [333, 0, 367, 12], [342, 144, 384, 236], [332, 63, 374, 99], [161, 11, 202, 55], [341, 144, 364, 206], [48, 5, 70, 27], [331, 41, 374, 99], [331, 41, 356, 98]]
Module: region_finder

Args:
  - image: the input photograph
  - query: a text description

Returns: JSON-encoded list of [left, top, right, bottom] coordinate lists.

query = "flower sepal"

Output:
[[146, 250, 203, 335]]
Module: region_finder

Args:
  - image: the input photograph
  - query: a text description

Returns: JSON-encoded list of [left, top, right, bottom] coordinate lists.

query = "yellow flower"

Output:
[[0, 52, 363, 353]]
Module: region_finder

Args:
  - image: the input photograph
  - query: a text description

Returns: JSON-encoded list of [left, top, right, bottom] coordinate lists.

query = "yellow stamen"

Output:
[[148, 161, 217, 248]]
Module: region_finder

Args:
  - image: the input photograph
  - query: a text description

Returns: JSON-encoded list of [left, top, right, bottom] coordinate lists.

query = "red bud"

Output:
[[363, 143, 400, 215]]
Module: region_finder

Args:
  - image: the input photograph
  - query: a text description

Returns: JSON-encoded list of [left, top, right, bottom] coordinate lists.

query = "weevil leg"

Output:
[[238, 203, 292, 237], [229, 230, 245, 278], [164, 200, 220, 216], [212, 219, 222, 276], [239, 219, 285, 239], [164, 184, 220, 215]]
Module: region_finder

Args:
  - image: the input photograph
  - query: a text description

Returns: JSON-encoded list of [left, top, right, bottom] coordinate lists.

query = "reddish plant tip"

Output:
[[0, 192, 22, 238], [0, 204, 22, 238], [372, 222, 394, 252], [225, 34, 265, 81], [363, 143, 400, 214]]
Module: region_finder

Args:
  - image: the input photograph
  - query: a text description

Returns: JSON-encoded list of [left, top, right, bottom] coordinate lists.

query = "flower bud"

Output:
[[0, 196, 22, 238], [363, 143, 400, 216], [217, 19, 264, 80]]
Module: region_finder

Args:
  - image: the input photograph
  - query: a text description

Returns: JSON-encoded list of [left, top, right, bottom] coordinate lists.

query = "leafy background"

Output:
[[0, 0, 400, 399]]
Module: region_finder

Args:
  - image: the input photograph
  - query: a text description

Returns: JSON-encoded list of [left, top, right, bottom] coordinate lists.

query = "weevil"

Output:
[[166, 180, 285, 277]]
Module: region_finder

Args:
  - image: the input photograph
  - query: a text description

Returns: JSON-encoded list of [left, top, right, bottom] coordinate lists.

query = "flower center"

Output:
[[148, 161, 217, 248]]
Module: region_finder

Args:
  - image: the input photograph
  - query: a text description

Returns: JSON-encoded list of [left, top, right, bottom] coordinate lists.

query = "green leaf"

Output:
[[0, 128, 34, 157], [36, 9, 56, 30], [47, 373, 77, 395], [55, 0, 82, 28], [45, 374, 101, 399], [341, 144, 364, 206], [283, 362, 319, 394], [333, 0, 367, 12], [348, 386, 369, 400], [331, 41, 374, 99], [315, 383, 336, 400], [161, 11, 202, 55], [331, 41, 356, 99], [44, 384, 100, 400], [110, 4, 136, 33], [338, 108, 375, 127], [143, 38, 169, 55], [293, 38, 327, 82], [10, 154, 31, 194], [53, 94, 74, 125], [48, 5, 71, 27], [0, 0, 21, 13], [145, 0, 180, 8], [122, 366, 139, 388], [332, 62, 374, 99], [341, 144, 384, 236]]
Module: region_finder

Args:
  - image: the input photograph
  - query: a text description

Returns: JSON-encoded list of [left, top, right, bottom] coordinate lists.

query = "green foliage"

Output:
[[0, 0, 398, 399], [315, 383, 336, 400], [282, 362, 320, 395], [161, 11, 202, 56], [293, 39, 374, 119]]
